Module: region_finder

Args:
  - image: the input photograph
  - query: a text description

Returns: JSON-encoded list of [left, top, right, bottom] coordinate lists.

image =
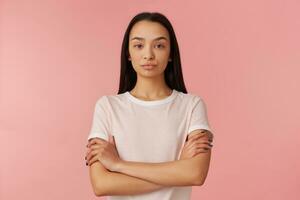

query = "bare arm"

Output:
[[88, 129, 213, 196], [114, 129, 212, 187], [115, 150, 211, 186], [89, 161, 165, 196]]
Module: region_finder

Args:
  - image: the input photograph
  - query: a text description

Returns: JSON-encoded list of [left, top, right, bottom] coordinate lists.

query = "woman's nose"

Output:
[[143, 54, 154, 60], [143, 47, 155, 60]]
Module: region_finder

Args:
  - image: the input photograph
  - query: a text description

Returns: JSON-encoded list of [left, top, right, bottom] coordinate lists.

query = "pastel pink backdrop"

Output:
[[1, 0, 299, 200]]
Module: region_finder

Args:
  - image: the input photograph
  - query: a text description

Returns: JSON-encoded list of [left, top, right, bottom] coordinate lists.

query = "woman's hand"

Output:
[[85, 135, 122, 172], [179, 130, 214, 160]]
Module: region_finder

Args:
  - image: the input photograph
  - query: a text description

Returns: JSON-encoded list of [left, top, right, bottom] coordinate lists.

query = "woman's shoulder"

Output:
[[176, 90, 203, 103], [95, 92, 127, 105]]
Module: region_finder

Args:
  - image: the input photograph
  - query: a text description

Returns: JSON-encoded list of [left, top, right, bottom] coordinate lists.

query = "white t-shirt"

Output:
[[87, 89, 213, 200]]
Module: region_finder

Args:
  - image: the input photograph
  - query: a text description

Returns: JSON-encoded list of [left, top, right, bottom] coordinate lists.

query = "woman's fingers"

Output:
[[87, 154, 99, 166], [87, 139, 97, 148], [188, 130, 214, 143], [186, 133, 209, 146], [87, 138, 107, 148], [86, 149, 99, 162], [186, 141, 212, 152], [207, 131, 214, 142], [189, 145, 212, 157], [194, 146, 211, 154], [181, 138, 212, 158], [185, 135, 213, 149], [184, 139, 213, 157], [85, 142, 107, 161], [89, 144, 102, 150]]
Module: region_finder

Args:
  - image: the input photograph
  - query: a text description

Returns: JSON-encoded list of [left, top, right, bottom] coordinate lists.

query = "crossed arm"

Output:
[[88, 129, 213, 196], [89, 161, 165, 196]]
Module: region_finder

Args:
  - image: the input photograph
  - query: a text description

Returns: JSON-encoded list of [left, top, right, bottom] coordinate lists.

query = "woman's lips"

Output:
[[141, 64, 156, 69]]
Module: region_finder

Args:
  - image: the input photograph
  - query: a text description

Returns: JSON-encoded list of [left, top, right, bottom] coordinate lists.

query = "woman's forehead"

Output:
[[129, 21, 170, 41]]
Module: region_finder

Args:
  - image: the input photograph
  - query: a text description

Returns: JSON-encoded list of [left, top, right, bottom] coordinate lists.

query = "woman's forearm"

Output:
[[102, 171, 165, 196], [91, 162, 166, 196], [114, 154, 207, 187]]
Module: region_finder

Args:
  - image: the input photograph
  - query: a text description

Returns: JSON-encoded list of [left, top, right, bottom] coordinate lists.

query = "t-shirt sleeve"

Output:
[[187, 97, 213, 135], [87, 96, 110, 142]]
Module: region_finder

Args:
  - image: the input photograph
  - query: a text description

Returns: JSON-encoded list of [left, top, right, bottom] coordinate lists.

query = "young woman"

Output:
[[85, 12, 214, 200]]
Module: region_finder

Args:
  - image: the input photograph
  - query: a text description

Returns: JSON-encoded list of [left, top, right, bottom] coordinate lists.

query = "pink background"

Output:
[[1, 0, 299, 199]]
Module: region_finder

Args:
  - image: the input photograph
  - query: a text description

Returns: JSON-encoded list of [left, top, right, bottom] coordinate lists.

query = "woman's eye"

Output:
[[134, 44, 143, 48], [133, 44, 165, 49], [156, 44, 165, 48]]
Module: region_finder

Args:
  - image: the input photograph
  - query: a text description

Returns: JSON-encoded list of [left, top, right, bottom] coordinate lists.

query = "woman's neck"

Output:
[[130, 76, 172, 101]]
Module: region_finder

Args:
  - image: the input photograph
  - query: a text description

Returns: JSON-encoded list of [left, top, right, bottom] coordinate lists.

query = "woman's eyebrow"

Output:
[[130, 36, 168, 41]]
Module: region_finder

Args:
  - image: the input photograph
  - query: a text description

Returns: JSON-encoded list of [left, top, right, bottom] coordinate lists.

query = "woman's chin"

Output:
[[138, 71, 162, 78]]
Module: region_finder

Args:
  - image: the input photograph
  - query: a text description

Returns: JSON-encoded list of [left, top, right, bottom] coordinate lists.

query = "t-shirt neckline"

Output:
[[125, 89, 177, 106]]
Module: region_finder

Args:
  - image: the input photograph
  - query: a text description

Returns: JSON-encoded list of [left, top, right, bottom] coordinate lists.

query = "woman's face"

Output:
[[128, 20, 171, 78]]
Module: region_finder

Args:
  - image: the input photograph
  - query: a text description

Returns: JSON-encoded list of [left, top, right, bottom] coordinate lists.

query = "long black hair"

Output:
[[118, 12, 188, 94]]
